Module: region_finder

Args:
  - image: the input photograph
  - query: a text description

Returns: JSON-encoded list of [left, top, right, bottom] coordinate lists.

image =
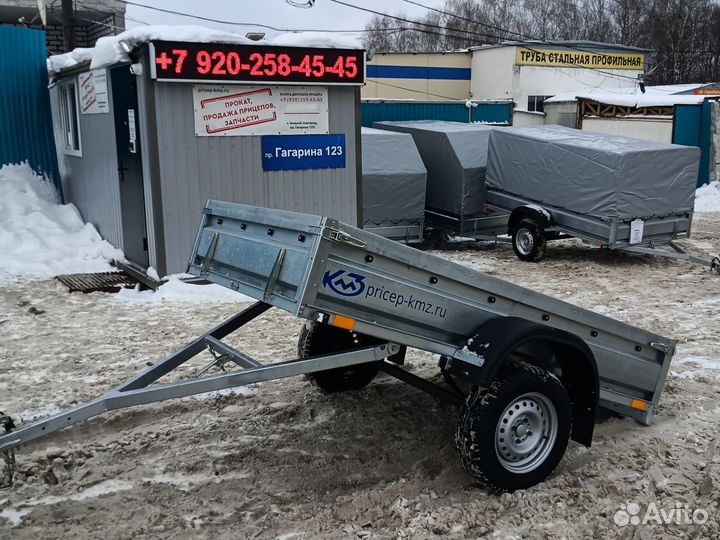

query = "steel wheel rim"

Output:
[[516, 228, 534, 255], [495, 392, 558, 474]]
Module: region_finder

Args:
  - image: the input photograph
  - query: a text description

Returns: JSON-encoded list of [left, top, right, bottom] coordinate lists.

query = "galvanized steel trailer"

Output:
[[0, 201, 677, 492]]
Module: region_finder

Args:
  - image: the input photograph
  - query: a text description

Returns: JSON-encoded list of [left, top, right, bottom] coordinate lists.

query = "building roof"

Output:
[[469, 40, 652, 54], [372, 50, 471, 55]]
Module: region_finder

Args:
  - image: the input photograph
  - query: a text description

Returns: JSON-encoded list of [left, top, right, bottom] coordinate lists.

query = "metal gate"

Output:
[[673, 102, 712, 187]]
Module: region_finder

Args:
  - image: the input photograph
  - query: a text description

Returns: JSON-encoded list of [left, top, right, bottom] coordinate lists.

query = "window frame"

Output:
[[527, 95, 552, 113], [58, 78, 82, 156]]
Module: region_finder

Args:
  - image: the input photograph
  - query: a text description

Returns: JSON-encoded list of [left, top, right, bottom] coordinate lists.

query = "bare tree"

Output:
[[609, 0, 647, 45], [361, 0, 720, 84], [583, 0, 615, 43]]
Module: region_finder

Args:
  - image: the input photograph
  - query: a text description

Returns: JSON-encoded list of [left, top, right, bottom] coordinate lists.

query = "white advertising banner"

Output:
[[78, 69, 109, 114], [192, 84, 329, 136]]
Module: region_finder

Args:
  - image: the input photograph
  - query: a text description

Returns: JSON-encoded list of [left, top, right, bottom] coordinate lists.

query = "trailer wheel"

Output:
[[455, 362, 571, 492], [512, 219, 547, 262], [298, 322, 381, 393]]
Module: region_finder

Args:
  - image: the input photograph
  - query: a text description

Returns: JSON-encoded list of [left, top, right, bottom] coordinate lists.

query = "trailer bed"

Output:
[[189, 201, 675, 423]]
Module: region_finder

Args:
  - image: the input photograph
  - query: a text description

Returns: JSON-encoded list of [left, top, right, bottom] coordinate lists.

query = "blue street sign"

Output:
[[261, 134, 346, 172]]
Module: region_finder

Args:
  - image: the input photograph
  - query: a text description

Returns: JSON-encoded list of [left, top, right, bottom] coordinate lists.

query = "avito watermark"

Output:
[[614, 501, 711, 527]]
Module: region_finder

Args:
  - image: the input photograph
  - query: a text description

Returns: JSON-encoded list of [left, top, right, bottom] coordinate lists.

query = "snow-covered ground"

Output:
[[0, 165, 719, 538], [0, 164, 250, 302], [695, 181, 720, 212]]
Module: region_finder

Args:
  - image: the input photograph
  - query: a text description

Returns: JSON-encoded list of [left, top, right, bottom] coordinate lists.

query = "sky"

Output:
[[125, 0, 447, 37]]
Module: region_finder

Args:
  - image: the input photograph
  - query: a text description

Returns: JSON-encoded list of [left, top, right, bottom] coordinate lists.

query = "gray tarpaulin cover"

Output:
[[361, 127, 427, 226], [374, 121, 495, 216], [486, 125, 699, 220]]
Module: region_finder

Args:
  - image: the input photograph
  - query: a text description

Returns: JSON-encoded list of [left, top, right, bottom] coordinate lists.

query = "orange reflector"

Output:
[[332, 315, 356, 331], [630, 399, 649, 411]]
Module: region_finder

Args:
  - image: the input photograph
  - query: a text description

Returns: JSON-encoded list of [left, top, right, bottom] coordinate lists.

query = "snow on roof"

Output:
[[544, 85, 706, 107], [47, 24, 362, 73]]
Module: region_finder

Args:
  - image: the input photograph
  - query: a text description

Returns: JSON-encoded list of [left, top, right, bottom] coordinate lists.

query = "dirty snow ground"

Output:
[[1, 216, 719, 539]]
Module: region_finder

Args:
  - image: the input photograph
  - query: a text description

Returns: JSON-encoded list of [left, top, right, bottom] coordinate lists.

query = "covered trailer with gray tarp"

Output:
[[484, 126, 715, 267], [373, 120, 509, 239], [361, 127, 427, 243]]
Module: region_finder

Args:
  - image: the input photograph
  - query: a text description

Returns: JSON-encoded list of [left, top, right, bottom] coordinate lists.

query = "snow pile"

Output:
[[46, 47, 93, 72], [48, 25, 362, 73], [695, 181, 720, 212], [112, 275, 253, 305], [0, 163, 123, 283]]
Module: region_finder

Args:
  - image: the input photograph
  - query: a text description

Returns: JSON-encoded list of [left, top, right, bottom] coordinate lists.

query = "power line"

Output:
[[401, 0, 531, 41], [411, 0, 649, 80], [112, 0, 406, 34], [333, 0, 644, 82], [329, 0, 506, 41], [401, 0, 650, 66], [369, 79, 465, 100], [90, 0, 150, 26]]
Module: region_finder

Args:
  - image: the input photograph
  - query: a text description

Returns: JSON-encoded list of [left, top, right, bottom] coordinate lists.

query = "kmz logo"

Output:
[[322, 269, 366, 297]]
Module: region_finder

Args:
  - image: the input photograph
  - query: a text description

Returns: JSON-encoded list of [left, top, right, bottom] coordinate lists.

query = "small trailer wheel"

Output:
[[298, 322, 381, 393], [512, 218, 547, 262], [455, 362, 571, 492]]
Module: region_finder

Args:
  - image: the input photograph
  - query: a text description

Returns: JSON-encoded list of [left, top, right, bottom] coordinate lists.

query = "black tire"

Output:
[[418, 229, 446, 251], [455, 362, 572, 492], [298, 322, 382, 393], [511, 218, 547, 262]]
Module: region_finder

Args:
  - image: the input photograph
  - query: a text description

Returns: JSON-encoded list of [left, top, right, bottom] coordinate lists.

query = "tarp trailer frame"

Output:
[[421, 190, 719, 271], [1, 202, 679, 492], [485, 190, 720, 270]]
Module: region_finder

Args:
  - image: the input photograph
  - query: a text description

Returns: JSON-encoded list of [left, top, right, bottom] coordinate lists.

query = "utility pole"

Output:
[[61, 0, 74, 52]]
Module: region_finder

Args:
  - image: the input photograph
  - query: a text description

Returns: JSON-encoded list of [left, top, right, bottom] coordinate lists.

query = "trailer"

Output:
[[373, 121, 510, 243], [360, 127, 427, 243], [371, 122, 718, 268], [485, 126, 720, 269], [1, 202, 678, 492]]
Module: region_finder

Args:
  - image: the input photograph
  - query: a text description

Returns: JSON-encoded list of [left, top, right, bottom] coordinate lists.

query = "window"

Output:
[[59, 81, 81, 155], [527, 95, 553, 113]]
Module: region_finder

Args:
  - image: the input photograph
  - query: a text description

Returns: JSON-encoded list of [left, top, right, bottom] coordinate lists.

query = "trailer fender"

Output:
[[508, 205, 551, 234], [457, 317, 599, 447]]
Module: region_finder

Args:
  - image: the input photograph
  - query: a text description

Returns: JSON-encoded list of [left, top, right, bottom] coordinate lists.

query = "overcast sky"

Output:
[[125, 0, 446, 37]]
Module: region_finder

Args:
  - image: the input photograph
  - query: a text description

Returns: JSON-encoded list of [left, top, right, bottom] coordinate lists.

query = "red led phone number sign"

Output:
[[150, 41, 365, 85]]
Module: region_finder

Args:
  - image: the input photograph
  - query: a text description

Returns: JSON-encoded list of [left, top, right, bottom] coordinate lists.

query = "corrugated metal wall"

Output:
[[361, 100, 513, 127], [151, 83, 361, 274], [470, 102, 514, 124], [50, 70, 124, 248], [0, 26, 60, 192], [674, 102, 712, 187]]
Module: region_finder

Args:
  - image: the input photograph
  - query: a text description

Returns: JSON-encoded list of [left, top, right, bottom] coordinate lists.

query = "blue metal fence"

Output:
[[361, 100, 513, 127], [673, 102, 712, 187], [471, 101, 514, 124], [0, 26, 60, 194]]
